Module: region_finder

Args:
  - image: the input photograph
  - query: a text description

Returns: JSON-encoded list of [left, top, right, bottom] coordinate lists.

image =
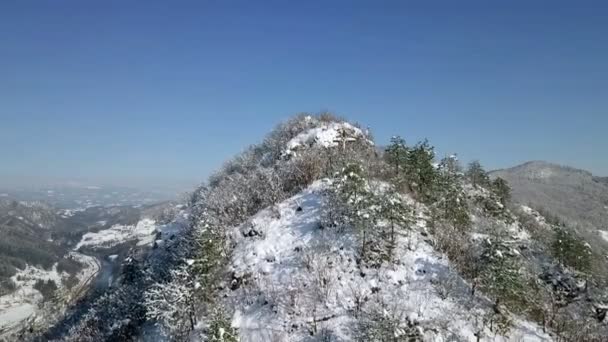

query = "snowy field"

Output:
[[221, 181, 551, 341]]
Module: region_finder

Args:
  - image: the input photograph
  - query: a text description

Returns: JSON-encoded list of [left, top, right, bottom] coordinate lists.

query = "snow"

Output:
[[282, 122, 372, 157], [58, 208, 85, 218], [599, 230, 608, 243], [74, 209, 187, 250], [0, 253, 99, 334], [75, 218, 157, 249], [520, 205, 550, 228], [0, 193, 8, 197], [218, 182, 551, 342], [0, 303, 35, 330]]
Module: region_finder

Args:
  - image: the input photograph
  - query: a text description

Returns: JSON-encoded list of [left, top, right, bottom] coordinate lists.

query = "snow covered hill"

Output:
[[0, 252, 98, 336], [221, 181, 551, 341], [34, 114, 608, 342]]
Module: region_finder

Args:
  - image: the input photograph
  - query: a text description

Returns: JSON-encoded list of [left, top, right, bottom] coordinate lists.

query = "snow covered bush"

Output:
[[144, 265, 198, 339], [206, 307, 238, 342], [355, 300, 422, 342]]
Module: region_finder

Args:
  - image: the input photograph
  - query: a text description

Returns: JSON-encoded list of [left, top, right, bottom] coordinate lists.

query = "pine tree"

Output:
[[332, 163, 376, 260], [379, 187, 414, 259], [384, 136, 408, 176], [466, 160, 490, 188], [191, 210, 228, 303], [491, 177, 511, 205], [434, 156, 471, 231], [478, 239, 526, 313], [407, 139, 437, 202], [551, 227, 592, 273], [208, 307, 238, 342]]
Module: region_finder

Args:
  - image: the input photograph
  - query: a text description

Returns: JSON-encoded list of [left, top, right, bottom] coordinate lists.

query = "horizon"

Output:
[[1, 1, 607, 190]]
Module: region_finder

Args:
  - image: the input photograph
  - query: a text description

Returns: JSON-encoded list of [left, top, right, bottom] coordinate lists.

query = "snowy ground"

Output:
[[75, 207, 188, 250], [75, 218, 157, 249], [599, 230, 608, 243], [282, 120, 372, 158], [0, 252, 99, 336], [218, 181, 551, 342]]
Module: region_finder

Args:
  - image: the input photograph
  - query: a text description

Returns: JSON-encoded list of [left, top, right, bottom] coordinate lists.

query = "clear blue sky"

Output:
[[1, 1, 607, 189]]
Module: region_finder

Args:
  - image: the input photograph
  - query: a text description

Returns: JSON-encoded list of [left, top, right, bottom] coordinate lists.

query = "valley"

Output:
[[0, 195, 184, 341]]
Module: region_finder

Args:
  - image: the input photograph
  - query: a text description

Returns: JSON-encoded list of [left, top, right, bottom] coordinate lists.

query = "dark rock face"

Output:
[[539, 265, 586, 304]]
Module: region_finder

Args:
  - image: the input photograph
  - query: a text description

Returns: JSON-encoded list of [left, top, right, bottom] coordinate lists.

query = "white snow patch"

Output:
[[599, 230, 608, 243], [75, 218, 157, 249], [283, 121, 372, 157]]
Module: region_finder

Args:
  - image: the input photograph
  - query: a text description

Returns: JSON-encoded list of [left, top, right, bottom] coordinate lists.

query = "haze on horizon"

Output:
[[1, 0, 607, 191]]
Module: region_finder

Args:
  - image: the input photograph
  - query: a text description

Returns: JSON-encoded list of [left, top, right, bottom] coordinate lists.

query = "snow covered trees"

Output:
[[407, 140, 438, 202], [491, 177, 511, 205], [473, 237, 535, 336], [207, 307, 238, 342], [551, 227, 592, 273], [378, 186, 414, 260], [434, 155, 471, 231], [144, 265, 198, 338], [331, 163, 377, 260], [191, 210, 229, 303], [466, 160, 490, 188], [326, 162, 417, 265], [385, 136, 408, 177], [383, 137, 439, 202]]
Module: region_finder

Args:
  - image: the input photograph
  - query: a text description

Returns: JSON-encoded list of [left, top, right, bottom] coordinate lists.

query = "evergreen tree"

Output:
[[434, 156, 471, 231], [478, 239, 526, 312], [551, 227, 592, 273], [208, 307, 239, 342], [379, 187, 414, 260], [332, 163, 376, 260], [438, 154, 462, 182], [191, 210, 229, 303], [491, 177, 511, 205], [384, 136, 408, 176], [466, 160, 490, 188], [407, 139, 437, 202]]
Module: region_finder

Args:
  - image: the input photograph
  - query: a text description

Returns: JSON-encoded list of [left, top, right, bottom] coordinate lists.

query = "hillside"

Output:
[[0, 200, 74, 293], [0, 198, 182, 340], [36, 115, 608, 341], [490, 161, 608, 247]]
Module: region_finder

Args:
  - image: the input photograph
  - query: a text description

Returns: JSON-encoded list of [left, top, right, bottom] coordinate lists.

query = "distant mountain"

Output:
[[491, 161, 608, 235], [0, 199, 68, 294], [594, 176, 608, 187], [0, 184, 178, 210]]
